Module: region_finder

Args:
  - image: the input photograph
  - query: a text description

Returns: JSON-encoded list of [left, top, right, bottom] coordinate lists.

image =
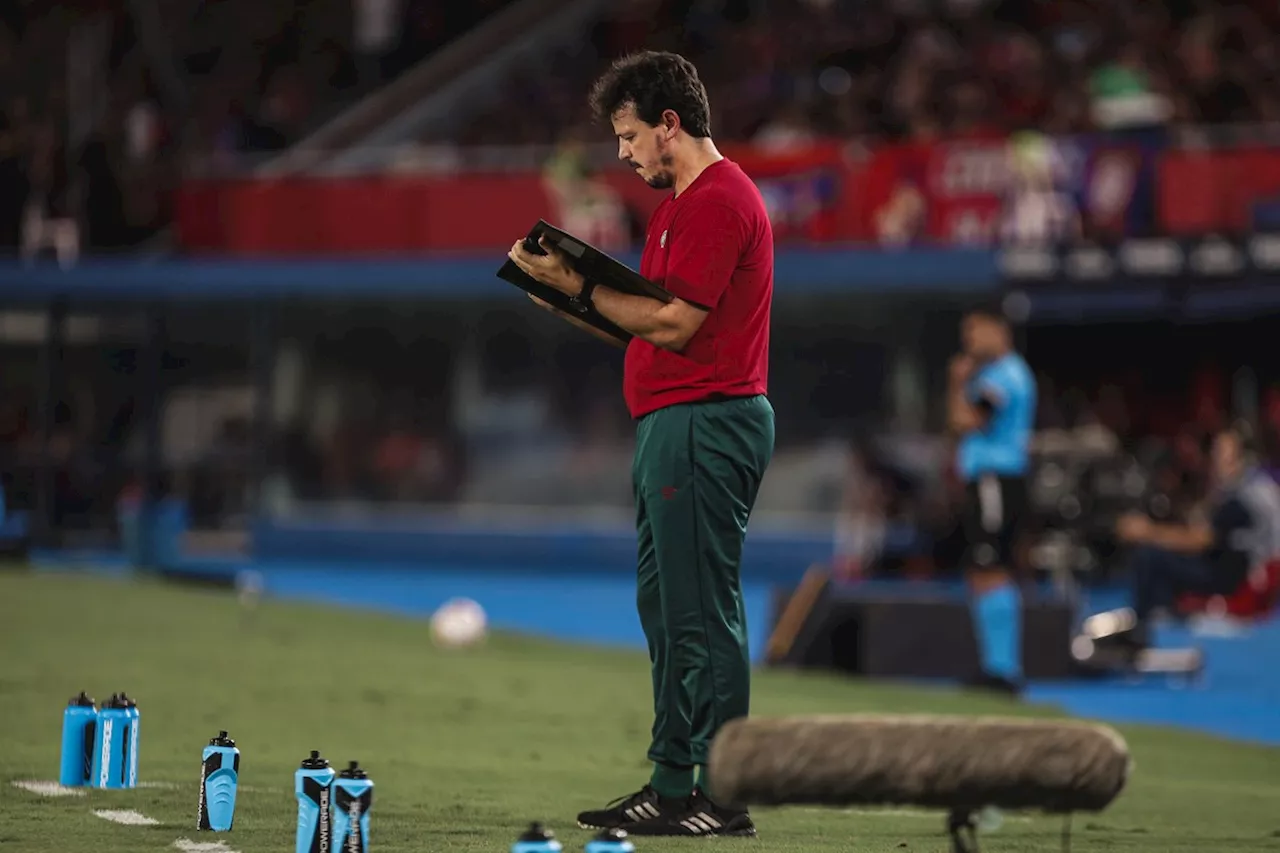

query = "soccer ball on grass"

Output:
[[430, 597, 488, 648]]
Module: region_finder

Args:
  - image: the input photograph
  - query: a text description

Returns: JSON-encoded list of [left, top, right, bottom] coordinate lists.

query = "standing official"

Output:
[[507, 51, 774, 837], [947, 306, 1037, 695]]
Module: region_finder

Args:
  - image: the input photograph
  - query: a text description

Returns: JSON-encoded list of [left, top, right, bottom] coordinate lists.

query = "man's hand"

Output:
[[945, 353, 982, 434], [508, 236, 584, 297], [1116, 508, 1214, 553], [1116, 512, 1152, 544], [514, 236, 703, 351], [949, 354, 975, 384]]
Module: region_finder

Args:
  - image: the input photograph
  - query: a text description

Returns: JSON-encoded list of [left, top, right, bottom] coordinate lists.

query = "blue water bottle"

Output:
[[295, 750, 336, 853], [119, 692, 140, 788], [585, 828, 635, 853], [198, 731, 240, 831], [59, 692, 98, 787], [90, 694, 131, 789], [512, 823, 563, 853], [333, 761, 374, 853]]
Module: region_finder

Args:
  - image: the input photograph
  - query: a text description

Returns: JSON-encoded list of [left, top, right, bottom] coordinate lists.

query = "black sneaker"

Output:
[[576, 784, 684, 830], [624, 788, 758, 837]]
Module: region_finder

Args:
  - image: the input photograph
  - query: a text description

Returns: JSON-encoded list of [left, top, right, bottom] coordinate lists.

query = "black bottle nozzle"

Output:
[[518, 822, 555, 842], [208, 731, 236, 747], [339, 760, 368, 779], [68, 691, 95, 707], [301, 749, 330, 769]]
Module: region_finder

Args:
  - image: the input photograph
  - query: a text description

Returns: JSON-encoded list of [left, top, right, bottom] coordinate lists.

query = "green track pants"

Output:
[[632, 394, 775, 768]]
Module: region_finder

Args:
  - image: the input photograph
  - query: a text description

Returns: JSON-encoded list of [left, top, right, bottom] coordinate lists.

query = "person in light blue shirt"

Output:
[[947, 305, 1037, 695], [1117, 425, 1280, 645]]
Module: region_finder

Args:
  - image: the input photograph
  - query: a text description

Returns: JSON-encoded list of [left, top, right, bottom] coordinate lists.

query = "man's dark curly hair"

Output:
[[588, 51, 712, 138]]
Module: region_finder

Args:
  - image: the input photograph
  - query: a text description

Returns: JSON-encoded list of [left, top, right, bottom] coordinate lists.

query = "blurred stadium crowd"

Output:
[[458, 0, 1280, 146], [2, 0, 1280, 612], [0, 0, 516, 253], [5, 0, 1280, 252]]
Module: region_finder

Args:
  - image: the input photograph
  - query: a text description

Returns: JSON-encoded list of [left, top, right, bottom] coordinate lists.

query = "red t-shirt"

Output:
[[623, 158, 773, 419]]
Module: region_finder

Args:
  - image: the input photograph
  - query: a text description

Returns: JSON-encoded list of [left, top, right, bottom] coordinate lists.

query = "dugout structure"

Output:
[[0, 252, 998, 576]]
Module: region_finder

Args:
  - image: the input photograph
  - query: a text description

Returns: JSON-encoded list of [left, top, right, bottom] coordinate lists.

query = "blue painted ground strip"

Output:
[[1026, 616, 1280, 747], [26, 549, 1280, 747]]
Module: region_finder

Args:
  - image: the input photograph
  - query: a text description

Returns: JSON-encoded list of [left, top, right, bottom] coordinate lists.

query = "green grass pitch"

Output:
[[1, 568, 1279, 852]]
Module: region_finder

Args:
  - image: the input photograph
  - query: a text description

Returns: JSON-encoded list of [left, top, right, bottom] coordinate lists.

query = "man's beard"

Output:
[[644, 153, 676, 189], [645, 171, 675, 189]]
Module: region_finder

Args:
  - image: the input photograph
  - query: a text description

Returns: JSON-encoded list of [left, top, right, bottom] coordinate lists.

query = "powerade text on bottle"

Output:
[[512, 823, 563, 853], [198, 731, 240, 831], [91, 694, 131, 789], [59, 692, 98, 787], [333, 761, 374, 853], [295, 750, 336, 853], [119, 692, 140, 788]]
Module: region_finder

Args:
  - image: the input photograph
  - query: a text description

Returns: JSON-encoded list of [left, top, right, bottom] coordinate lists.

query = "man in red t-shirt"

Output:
[[507, 50, 774, 839]]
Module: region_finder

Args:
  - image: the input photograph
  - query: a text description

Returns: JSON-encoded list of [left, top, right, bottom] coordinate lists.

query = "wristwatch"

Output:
[[570, 278, 597, 313]]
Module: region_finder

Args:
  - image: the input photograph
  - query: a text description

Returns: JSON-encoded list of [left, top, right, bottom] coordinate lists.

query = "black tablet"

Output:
[[525, 220, 673, 304], [497, 220, 674, 346]]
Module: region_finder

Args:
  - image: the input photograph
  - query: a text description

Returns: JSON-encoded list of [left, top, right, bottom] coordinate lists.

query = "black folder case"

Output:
[[497, 220, 674, 346]]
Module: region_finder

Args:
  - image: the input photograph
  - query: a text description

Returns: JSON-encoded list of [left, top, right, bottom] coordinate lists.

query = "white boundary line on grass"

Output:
[[14, 777, 281, 796], [11, 780, 86, 797], [173, 838, 243, 853], [93, 809, 160, 826]]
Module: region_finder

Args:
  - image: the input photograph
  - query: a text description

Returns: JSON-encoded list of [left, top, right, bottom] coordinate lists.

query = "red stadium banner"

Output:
[[1157, 147, 1280, 235], [716, 142, 867, 242], [177, 174, 562, 254], [175, 142, 870, 254], [859, 134, 1166, 245], [174, 138, 1280, 254], [858, 138, 1011, 246]]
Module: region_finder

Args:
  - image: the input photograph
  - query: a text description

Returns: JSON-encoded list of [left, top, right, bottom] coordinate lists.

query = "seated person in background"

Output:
[[1116, 425, 1280, 644]]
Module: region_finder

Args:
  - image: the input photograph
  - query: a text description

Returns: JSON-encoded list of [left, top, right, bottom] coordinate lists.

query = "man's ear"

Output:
[[662, 109, 680, 138]]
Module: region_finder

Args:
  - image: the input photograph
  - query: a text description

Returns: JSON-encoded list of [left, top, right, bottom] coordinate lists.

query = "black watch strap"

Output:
[[572, 279, 598, 313]]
